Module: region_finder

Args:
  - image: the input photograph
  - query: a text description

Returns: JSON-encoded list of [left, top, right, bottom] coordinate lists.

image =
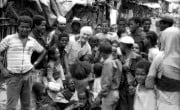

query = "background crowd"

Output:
[[0, 12, 180, 110]]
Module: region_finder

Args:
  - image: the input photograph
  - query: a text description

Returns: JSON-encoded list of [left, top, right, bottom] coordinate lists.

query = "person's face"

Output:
[[67, 79, 75, 91], [129, 20, 139, 33], [59, 37, 69, 47], [135, 68, 147, 85], [58, 22, 66, 31], [143, 20, 151, 32], [80, 33, 89, 44], [89, 39, 98, 48], [111, 25, 118, 32], [36, 20, 46, 33], [72, 23, 81, 32], [95, 26, 102, 33], [102, 23, 109, 33], [132, 43, 140, 54], [78, 92, 87, 107], [83, 55, 90, 62], [18, 22, 31, 37], [159, 21, 168, 31], [118, 20, 126, 31]]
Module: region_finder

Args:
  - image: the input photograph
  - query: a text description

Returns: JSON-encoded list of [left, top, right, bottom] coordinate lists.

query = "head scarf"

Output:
[[160, 27, 180, 69]]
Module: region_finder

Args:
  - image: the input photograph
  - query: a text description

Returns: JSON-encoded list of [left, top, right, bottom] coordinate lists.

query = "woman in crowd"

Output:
[[146, 27, 180, 110], [43, 46, 65, 92]]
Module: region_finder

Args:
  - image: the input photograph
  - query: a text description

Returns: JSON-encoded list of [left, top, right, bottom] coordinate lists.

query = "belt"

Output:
[[8, 69, 33, 76]]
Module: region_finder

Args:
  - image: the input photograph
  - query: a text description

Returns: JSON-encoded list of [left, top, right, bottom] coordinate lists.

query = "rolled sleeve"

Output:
[[99, 62, 113, 98], [0, 35, 10, 52], [33, 39, 44, 53], [148, 53, 163, 77]]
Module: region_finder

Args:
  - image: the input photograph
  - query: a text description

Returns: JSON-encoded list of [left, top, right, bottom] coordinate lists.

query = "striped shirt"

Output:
[[0, 33, 44, 74]]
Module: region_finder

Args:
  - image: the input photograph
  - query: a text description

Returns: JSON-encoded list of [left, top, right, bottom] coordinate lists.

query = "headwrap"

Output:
[[70, 61, 92, 80], [57, 16, 66, 24]]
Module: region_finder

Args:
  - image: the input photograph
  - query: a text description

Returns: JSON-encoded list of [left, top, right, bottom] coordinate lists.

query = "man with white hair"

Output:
[[65, 26, 92, 74], [48, 16, 67, 47]]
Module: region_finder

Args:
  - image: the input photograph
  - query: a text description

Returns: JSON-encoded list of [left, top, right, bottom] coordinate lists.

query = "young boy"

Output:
[[134, 59, 156, 110], [92, 63, 103, 101]]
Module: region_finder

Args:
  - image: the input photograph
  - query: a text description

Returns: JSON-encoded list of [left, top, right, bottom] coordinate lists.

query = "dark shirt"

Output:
[[99, 55, 122, 98], [30, 29, 47, 69], [131, 28, 147, 52]]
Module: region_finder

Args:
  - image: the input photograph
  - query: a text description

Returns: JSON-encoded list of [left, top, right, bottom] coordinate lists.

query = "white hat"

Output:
[[72, 17, 81, 21], [80, 26, 93, 36], [57, 16, 66, 24], [119, 36, 134, 44]]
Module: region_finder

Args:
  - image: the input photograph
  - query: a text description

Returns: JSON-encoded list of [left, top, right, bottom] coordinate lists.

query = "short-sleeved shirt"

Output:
[[0, 33, 44, 74], [65, 41, 91, 65]]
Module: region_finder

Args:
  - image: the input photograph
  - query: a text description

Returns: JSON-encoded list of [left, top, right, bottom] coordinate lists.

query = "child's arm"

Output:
[[146, 53, 163, 89], [47, 62, 56, 82]]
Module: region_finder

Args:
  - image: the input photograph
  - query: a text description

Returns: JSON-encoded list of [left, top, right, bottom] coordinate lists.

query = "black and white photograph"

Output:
[[0, 0, 180, 110]]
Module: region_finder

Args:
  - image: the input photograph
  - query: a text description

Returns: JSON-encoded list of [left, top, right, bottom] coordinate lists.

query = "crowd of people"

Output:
[[0, 13, 180, 110]]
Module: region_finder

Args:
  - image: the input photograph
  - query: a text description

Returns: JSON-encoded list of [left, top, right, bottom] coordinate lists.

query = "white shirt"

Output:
[[0, 33, 44, 73], [148, 47, 160, 62], [92, 77, 102, 99], [134, 85, 156, 110]]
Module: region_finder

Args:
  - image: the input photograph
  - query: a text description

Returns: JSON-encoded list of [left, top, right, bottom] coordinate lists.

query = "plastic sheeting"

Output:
[[110, 8, 118, 25], [40, 0, 57, 26], [39, 0, 94, 26], [0, 0, 7, 8]]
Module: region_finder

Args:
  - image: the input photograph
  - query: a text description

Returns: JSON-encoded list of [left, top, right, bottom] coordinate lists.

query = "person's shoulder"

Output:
[[5, 33, 17, 39], [104, 58, 114, 65], [28, 36, 37, 42]]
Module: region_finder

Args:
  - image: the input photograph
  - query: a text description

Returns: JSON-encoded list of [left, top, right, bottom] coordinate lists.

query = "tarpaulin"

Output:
[[40, 0, 95, 26], [40, 0, 57, 26], [0, 0, 7, 8], [110, 8, 118, 25]]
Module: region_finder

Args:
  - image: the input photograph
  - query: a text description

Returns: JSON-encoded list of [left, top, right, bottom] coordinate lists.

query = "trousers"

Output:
[[6, 70, 33, 110]]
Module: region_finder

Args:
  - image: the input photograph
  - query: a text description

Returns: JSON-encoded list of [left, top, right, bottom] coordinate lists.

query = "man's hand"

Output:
[[128, 86, 135, 95], [1, 68, 12, 79], [94, 96, 101, 105]]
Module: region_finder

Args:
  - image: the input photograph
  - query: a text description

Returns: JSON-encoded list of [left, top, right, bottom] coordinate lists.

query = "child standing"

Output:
[[92, 63, 103, 100], [134, 59, 156, 110], [146, 31, 159, 62]]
